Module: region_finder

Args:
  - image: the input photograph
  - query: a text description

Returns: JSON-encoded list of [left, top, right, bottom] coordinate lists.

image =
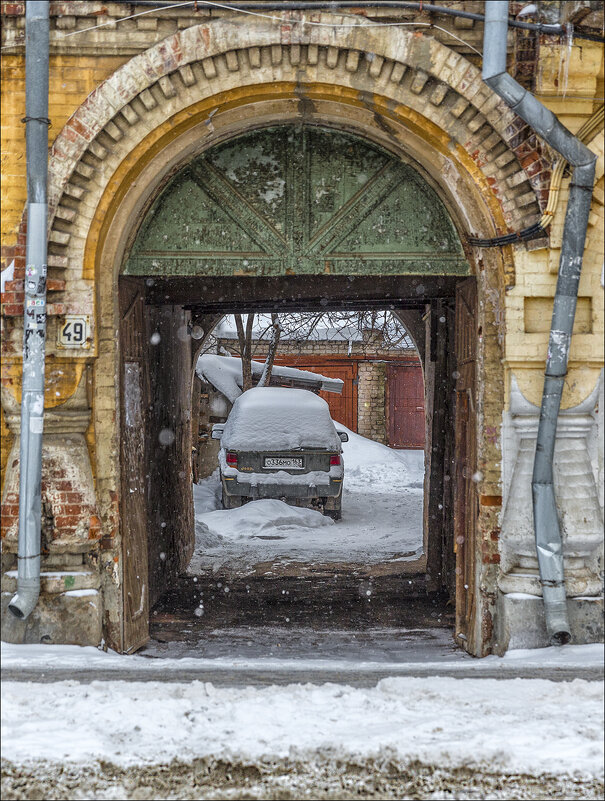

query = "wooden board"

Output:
[[119, 286, 150, 653], [386, 363, 425, 449], [454, 278, 478, 647]]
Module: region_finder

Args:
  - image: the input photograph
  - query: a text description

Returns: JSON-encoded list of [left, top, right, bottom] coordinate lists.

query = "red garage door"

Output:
[[387, 363, 425, 449]]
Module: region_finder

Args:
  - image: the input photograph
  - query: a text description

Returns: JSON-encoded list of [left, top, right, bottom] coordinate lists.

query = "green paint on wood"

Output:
[[64, 576, 76, 589], [124, 126, 468, 278]]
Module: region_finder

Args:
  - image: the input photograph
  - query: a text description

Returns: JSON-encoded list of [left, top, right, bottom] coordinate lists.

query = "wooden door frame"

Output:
[[117, 273, 483, 653], [453, 278, 478, 651], [119, 278, 150, 653]]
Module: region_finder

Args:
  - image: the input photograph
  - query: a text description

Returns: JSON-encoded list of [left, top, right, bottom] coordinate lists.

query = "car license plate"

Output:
[[264, 457, 304, 470]]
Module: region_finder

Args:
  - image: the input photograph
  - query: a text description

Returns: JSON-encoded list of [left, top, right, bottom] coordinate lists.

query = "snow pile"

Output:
[[221, 387, 342, 451], [2, 640, 604, 672], [192, 478, 221, 515], [197, 498, 333, 541], [193, 479, 225, 547], [340, 425, 424, 490], [197, 354, 342, 403], [197, 353, 242, 403], [1, 673, 603, 776]]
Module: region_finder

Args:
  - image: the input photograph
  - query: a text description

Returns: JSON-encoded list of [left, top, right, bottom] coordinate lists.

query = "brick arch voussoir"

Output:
[[46, 15, 544, 280]]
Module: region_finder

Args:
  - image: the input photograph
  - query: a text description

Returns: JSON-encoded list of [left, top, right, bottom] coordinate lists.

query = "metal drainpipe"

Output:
[[8, 2, 50, 620], [482, 1, 596, 644]]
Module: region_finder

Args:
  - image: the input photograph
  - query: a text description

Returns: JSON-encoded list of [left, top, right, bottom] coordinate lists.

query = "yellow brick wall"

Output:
[[1, 54, 127, 491], [1, 54, 127, 243], [1, 35, 603, 486]]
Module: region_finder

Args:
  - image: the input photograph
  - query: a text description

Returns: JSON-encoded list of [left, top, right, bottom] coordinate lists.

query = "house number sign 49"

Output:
[[57, 315, 90, 348]]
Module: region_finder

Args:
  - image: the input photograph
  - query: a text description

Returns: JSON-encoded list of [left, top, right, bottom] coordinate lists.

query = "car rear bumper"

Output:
[[222, 477, 342, 500]]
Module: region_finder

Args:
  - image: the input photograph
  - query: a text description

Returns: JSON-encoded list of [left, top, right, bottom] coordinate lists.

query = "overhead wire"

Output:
[[3, 1, 601, 248], [3, 0, 603, 50], [0, 1, 193, 50], [1, 0, 482, 54], [107, 2, 605, 43]]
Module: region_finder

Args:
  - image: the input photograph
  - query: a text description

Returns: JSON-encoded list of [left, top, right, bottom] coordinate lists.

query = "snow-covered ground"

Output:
[[2, 640, 603, 673], [190, 427, 424, 573], [1, 670, 602, 777], [3, 642, 602, 796]]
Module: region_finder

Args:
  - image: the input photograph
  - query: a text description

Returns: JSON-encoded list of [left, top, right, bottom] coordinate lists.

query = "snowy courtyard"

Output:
[[190, 427, 425, 574]]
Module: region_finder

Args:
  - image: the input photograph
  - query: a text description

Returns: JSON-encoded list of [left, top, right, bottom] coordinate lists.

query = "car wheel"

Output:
[[325, 507, 342, 521]]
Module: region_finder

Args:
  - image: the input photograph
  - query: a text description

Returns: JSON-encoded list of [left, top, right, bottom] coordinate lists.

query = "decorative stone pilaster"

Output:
[[495, 377, 603, 652], [1, 371, 102, 645]]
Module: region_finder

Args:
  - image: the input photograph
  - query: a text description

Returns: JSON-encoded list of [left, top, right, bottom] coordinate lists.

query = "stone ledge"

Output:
[[494, 591, 604, 655], [0, 589, 102, 646], [2, 569, 100, 594], [0, 538, 99, 555]]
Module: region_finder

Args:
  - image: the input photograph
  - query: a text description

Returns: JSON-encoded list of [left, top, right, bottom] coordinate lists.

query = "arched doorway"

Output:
[[118, 125, 476, 652]]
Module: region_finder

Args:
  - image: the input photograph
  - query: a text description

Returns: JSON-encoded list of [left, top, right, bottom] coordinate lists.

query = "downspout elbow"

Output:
[[8, 577, 41, 620], [483, 71, 528, 109]]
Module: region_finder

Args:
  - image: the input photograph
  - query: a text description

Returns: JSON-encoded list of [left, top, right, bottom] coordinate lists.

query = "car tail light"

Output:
[[330, 453, 341, 466], [226, 451, 238, 467]]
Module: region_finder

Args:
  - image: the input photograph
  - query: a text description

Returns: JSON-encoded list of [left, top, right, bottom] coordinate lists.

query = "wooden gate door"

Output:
[[387, 364, 425, 449], [454, 278, 478, 648], [119, 281, 150, 653], [317, 362, 357, 431]]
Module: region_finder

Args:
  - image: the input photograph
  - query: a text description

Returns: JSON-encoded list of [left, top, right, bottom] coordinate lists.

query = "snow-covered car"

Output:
[[212, 387, 348, 519]]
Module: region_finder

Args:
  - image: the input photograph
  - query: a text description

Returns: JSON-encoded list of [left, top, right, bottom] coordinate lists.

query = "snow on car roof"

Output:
[[221, 387, 342, 452], [196, 354, 343, 404]]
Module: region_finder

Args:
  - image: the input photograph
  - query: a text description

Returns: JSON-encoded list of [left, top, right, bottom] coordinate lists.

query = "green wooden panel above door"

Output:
[[123, 126, 469, 278]]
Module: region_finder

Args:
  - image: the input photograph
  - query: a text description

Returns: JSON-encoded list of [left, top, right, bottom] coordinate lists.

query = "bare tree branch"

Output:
[[257, 313, 282, 387], [204, 312, 415, 380], [234, 313, 253, 392]]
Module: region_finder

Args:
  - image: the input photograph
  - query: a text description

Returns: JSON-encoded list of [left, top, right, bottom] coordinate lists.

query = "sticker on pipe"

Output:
[[30, 417, 44, 434], [57, 315, 90, 349]]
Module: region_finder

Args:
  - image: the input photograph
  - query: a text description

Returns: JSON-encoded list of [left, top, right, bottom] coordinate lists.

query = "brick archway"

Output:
[[3, 13, 519, 654], [44, 13, 543, 280]]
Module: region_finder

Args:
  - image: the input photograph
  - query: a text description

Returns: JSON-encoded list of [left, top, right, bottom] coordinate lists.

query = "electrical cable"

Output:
[[467, 223, 546, 248], [108, 1, 605, 42], [0, 1, 193, 49], [2, 0, 602, 50], [539, 104, 604, 230], [0, 1, 482, 54], [468, 104, 604, 248]]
